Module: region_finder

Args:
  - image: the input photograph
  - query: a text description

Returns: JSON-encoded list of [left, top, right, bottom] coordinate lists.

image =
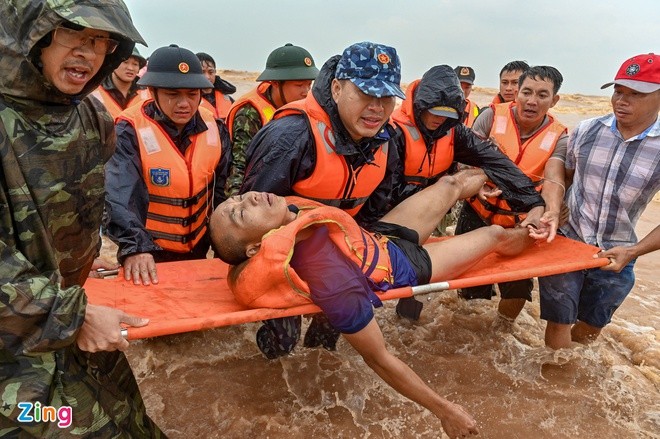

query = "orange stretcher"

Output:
[[85, 236, 608, 340]]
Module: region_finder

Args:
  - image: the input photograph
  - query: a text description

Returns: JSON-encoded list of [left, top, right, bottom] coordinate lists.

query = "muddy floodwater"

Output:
[[111, 79, 658, 438], [119, 201, 659, 439]]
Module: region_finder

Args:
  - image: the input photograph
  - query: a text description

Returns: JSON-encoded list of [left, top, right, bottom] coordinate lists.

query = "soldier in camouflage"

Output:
[[224, 43, 319, 196], [0, 1, 163, 437], [225, 105, 266, 196]]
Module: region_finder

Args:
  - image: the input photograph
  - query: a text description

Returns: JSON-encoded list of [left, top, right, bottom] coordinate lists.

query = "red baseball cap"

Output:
[[601, 53, 659, 93]]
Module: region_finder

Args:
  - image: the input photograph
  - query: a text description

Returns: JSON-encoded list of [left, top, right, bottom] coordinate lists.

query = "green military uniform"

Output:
[[225, 43, 319, 197], [225, 104, 267, 196], [0, 1, 163, 437]]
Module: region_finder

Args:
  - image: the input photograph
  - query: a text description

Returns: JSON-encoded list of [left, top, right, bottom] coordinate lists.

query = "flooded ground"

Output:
[[121, 203, 658, 439], [113, 75, 659, 438]]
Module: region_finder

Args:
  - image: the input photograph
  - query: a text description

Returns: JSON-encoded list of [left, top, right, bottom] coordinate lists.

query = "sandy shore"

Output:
[[218, 69, 614, 131]]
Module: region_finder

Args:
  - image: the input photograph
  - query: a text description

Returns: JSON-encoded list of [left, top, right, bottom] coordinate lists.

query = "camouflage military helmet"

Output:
[[138, 44, 212, 89], [256, 43, 319, 82]]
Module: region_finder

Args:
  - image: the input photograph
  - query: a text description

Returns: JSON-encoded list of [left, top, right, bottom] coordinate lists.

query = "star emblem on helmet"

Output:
[[377, 53, 390, 64], [304, 57, 312, 67], [178, 62, 190, 74]]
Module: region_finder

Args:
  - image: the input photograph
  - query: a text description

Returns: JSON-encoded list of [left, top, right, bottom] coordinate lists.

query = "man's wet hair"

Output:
[[499, 60, 529, 77], [196, 52, 216, 68], [209, 223, 249, 265], [519, 66, 563, 95]]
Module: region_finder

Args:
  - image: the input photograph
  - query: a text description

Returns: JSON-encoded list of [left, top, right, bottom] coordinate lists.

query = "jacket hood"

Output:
[[214, 75, 237, 95], [311, 54, 394, 164], [0, 0, 145, 105], [311, 55, 341, 123], [413, 65, 465, 139]]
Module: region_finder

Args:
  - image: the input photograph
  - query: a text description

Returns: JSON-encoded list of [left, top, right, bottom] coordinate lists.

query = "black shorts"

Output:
[[369, 221, 432, 285]]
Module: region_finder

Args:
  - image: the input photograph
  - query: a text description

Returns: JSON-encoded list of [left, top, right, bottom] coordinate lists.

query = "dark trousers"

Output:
[[454, 203, 533, 301]]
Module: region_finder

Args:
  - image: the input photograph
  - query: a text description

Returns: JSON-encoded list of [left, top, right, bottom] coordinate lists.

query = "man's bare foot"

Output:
[[495, 226, 534, 256]]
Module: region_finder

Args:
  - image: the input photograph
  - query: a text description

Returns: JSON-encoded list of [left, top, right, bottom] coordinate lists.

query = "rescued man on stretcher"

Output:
[[209, 168, 554, 438]]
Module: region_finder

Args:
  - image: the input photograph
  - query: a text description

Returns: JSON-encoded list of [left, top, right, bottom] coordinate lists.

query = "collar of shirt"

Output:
[[607, 113, 660, 140]]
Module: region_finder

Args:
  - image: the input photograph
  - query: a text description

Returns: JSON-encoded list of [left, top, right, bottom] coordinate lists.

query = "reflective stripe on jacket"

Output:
[[226, 82, 276, 139], [118, 101, 223, 252], [463, 99, 480, 128], [468, 102, 567, 226], [275, 94, 388, 216], [229, 196, 392, 308]]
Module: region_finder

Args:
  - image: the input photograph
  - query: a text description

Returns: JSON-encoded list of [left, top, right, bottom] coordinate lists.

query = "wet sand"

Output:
[[111, 73, 658, 438]]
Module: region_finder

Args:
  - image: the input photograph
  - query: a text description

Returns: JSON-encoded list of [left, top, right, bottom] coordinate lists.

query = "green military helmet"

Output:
[[130, 46, 147, 69], [138, 44, 212, 89], [256, 43, 319, 82]]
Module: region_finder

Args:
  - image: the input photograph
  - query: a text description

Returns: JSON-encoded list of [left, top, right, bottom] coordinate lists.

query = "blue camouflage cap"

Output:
[[335, 41, 406, 99]]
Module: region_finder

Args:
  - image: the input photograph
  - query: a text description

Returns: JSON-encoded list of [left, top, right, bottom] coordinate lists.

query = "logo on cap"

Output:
[[625, 64, 640, 76], [304, 57, 312, 67], [178, 62, 189, 74], [377, 53, 390, 64], [460, 67, 470, 76]]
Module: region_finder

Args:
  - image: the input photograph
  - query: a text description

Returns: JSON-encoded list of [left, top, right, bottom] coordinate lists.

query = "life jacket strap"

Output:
[[146, 203, 209, 227], [149, 182, 213, 208], [148, 220, 206, 244]]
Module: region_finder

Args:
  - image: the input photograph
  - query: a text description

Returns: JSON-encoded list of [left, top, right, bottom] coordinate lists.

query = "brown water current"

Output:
[[117, 79, 658, 438], [121, 202, 659, 439]]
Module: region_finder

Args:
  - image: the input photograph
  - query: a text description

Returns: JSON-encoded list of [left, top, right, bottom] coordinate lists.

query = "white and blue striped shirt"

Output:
[[562, 114, 660, 248]]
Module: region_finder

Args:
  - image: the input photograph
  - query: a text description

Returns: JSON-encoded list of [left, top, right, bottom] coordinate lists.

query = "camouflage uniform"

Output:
[[0, 1, 162, 437], [225, 104, 268, 197]]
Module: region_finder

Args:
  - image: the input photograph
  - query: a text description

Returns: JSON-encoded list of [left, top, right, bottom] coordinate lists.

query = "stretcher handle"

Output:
[[411, 281, 451, 296]]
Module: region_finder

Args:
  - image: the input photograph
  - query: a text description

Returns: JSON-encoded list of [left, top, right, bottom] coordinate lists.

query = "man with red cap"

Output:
[[538, 53, 660, 349]]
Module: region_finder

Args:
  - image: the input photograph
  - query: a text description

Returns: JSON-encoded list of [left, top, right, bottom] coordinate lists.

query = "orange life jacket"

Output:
[[274, 93, 389, 216], [90, 87, 149, 120], [391, 80, 455, 186], [491, 94, 505, 105], [463, 99, 480, 128], [225, 82, 276, 139], [200, 90, 233, 121], [228, 197, 393, 308], [117, 100, 223, 252], [468, 102, 567, 226]]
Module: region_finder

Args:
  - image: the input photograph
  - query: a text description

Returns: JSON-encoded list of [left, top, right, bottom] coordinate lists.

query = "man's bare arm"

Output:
[[526, 157, 566, 242], [343, 319, 479, 438], [598, 225, 660, 272]]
